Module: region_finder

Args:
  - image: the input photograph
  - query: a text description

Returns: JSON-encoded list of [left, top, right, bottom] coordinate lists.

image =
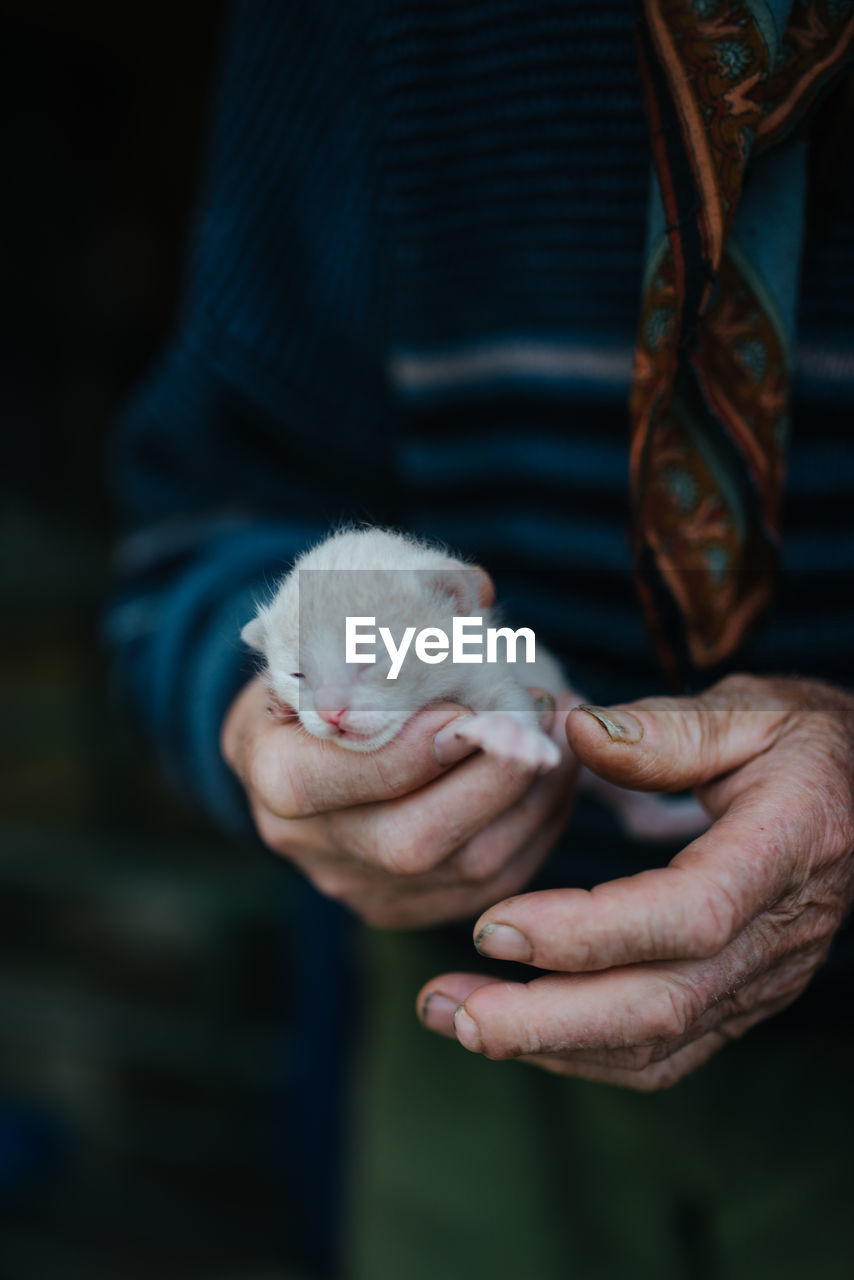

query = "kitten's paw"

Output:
[[454, 713, 561, 771]]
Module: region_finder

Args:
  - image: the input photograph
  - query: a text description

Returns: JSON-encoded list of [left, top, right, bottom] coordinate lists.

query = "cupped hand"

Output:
[[221, 675, 579, 928], [418, 674, 854, 1087]]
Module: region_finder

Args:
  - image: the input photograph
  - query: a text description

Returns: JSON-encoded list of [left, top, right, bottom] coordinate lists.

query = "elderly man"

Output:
[[111, 0, 854, 1275]]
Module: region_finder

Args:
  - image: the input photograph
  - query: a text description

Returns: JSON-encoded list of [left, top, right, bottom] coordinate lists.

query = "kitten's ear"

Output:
[[241, 616, 267, 651], [429, 564, 495, 615], [471, 565, 495, 609]]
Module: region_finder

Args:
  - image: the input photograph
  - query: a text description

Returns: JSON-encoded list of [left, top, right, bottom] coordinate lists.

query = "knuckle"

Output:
[[687, 901, 734, 958], [328, 813, 379, 866], [642, 984, 693, 1044], [381, 831, 433, 877], [374, 809, 446, 876], [453, 834, 507, 885], [614, 1044, 656, 1071], [680, 876, 739, 958], [330, 809, 421, 875], [455, 860, 494, 887], [331, 808, 443, 877], [631, 1058, 687, 1093]]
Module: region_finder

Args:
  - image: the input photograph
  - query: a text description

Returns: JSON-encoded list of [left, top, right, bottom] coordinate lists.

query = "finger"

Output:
[[257, 761, 566, 928], [425, 945, 807, 1081], [451, 904, 824, 1062], [566, 673, 794, 794], [293, 794, 563, 929], [448, 687, 580, 885], [449, 754, 577, 883], [520, 1028, 727, 1090], [517, 969, 816, 1073], [333, 748, 544, 875], [250, 701, 477, 818], [417, 973, 503, 1037], [519, 986, 801, 1086], [472, 787, 801, 971], [364, 802, 571, 928], [444, 966, 710, 1060]]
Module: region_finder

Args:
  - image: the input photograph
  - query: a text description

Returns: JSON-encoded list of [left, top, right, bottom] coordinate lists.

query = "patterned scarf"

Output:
[[632, 0, 854, 680]]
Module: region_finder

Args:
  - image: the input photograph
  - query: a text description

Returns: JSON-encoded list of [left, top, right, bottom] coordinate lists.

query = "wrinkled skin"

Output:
[[417, 675, 854, 1089], [222, 674, 579, 930]]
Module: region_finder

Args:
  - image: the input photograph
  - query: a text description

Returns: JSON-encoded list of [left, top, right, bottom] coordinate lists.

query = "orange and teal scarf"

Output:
[[632, 0, 854, 680]]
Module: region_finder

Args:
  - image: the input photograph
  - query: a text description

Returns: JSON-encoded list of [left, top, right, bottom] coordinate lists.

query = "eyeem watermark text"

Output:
[[346, 616, 536, 680]]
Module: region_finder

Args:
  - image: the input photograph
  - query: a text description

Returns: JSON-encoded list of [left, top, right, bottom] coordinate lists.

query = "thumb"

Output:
[[566, 674, 793, 794]]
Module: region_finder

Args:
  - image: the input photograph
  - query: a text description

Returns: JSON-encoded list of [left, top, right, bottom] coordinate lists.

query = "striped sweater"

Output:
[[108, 0, 854, 848]]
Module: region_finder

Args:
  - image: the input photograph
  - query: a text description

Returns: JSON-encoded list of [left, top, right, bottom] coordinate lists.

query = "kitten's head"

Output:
[[241, 530, 491, 751]]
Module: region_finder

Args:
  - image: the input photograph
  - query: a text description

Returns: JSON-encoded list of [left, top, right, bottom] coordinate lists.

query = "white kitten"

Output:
[[242, 527, 706, 841]]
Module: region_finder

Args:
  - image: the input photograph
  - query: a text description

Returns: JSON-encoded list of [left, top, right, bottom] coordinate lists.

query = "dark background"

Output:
[[5, 4, 853, 1277], [0, 4, 326, 1276]]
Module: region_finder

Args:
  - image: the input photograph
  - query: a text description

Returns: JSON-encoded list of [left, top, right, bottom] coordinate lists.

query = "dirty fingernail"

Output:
[[433, 717, 476, 765], [576, 705, 643, 744], [420, 992, 460, 1030], [474, 922, 533, 962]]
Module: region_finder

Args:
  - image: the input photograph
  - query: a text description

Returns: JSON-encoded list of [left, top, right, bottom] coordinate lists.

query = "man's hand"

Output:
[[417, 675, 854, 1087], [221, 675, 579, 929]]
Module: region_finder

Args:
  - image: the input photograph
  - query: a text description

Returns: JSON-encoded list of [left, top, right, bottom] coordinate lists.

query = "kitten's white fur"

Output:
[[242, 527, 706, 841]]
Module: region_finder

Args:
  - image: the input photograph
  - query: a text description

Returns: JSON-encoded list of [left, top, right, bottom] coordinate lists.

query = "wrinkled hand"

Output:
[[221, 675, 578, 929], [418, 675, 854, 1088]]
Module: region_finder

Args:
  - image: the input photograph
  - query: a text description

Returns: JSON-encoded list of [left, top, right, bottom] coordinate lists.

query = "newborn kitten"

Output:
[[241, 527, 706, 841]]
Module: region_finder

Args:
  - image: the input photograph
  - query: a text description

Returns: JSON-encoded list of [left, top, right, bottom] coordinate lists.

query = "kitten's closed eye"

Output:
[[291, 672, 306, 679]]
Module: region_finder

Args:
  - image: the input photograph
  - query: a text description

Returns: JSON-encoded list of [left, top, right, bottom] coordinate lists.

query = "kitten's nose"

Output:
[[315, 687, 350, 727], [320, 707, 346, 726]]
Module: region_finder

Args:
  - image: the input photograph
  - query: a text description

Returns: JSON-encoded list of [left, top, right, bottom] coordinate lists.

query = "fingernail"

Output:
[[576, 704, 643, 744], [433, 717, 476, 765], [453, 1007, 483, 1053], [474, 922, 533, 962], [420, 992, 459, 1030]]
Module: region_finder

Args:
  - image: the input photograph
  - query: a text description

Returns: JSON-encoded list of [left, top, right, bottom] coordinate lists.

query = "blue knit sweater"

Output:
[[107, 0, 854, 842]]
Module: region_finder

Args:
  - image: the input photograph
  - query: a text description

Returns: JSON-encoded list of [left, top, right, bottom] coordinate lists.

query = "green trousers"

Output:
[[345, 926, 854, 1280]]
